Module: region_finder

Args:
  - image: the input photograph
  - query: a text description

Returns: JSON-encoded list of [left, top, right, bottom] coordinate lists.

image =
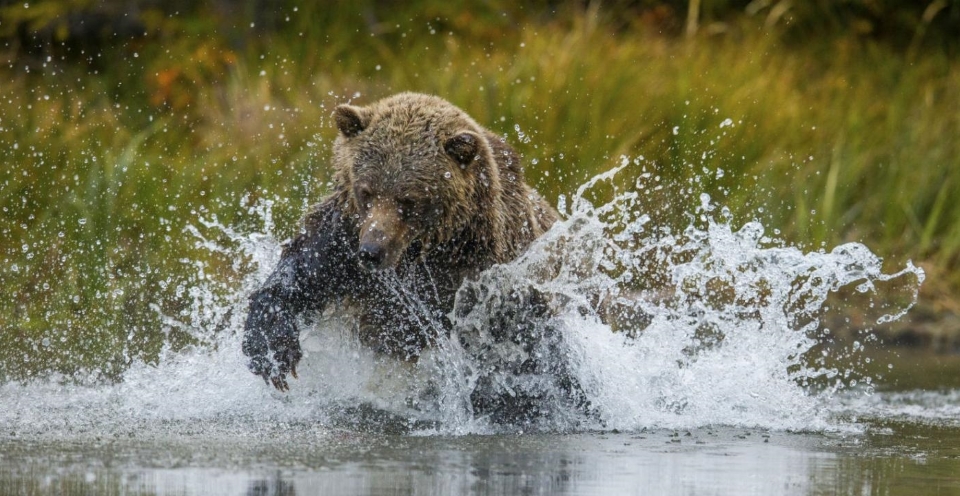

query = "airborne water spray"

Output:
[[441, 157, 923, 431], [0, 157, 923, 437]]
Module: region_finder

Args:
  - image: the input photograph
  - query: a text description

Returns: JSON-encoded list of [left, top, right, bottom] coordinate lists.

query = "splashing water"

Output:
[[0, 159, 924, 438]]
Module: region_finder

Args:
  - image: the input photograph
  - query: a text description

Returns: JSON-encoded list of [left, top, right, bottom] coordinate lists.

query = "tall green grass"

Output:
[[1, 3, 958, 379]]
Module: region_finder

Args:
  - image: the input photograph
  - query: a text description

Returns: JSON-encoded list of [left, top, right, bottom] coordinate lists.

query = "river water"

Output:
[[3, 396, 960, 495], [3, 160, 954, 495]]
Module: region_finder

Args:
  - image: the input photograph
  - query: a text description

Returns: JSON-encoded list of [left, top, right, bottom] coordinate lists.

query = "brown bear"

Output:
[[242, 93, 586, 424]]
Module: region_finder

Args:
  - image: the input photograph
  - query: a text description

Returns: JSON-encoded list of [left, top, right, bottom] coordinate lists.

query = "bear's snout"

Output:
[[357, 201, 411, 271], [358, 241, 385, 270]]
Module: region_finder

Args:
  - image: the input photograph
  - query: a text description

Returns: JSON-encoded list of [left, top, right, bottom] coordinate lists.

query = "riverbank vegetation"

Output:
[[2, 1, 958, 379]]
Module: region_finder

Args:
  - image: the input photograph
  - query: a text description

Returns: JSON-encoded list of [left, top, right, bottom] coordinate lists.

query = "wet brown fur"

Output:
[[320, 92, 556, 271], [299, 93, 558, 359], [243, 93, 566, 399]]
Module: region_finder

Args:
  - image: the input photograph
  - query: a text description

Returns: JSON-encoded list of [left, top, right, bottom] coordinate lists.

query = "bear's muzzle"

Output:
[[357, 201, 412, 271]]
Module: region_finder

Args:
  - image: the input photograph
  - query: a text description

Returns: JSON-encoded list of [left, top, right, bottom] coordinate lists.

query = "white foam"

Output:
[[0, 159, 927, 437]]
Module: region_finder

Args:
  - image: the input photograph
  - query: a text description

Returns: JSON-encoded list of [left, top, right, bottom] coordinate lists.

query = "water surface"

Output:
[[3, 412, 960, 495]]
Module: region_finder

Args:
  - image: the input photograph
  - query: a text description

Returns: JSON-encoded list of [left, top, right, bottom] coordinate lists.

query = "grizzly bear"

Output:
[[242, 93, 588, 424]]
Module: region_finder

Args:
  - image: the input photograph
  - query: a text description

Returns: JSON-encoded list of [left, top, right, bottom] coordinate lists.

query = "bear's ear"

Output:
[[444, 132, 481, 166], [334, 105, 367, 137]]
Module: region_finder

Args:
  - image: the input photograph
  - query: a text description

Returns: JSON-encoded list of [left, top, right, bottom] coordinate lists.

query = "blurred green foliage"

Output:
[[1, 0, 958, 380]]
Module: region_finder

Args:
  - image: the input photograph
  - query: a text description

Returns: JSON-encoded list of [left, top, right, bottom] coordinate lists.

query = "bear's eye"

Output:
[[355, 186, 373, 208]]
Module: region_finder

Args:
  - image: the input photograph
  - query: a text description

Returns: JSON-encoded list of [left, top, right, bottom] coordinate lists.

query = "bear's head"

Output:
[[332, 93, 506, 271]]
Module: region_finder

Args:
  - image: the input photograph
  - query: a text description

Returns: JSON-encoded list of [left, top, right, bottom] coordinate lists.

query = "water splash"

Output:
[[0, 158, 924, 437], [446, 158, 924, 431]]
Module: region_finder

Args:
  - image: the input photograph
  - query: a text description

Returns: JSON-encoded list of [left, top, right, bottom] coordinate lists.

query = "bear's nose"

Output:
[[358, 242, 384, 270]]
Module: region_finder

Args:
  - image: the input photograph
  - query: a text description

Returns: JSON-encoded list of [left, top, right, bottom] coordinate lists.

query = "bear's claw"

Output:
[[270, 375, 289, 392]]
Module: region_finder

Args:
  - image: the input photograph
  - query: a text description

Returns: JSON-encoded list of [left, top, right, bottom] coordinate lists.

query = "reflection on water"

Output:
[[2, 421, 959, 495]]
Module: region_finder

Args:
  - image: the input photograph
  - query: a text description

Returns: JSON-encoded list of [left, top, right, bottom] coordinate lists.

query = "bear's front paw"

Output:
[[243, 288, 304, 391], [268, 340, 302, 391], [246, 344, 301, 392]]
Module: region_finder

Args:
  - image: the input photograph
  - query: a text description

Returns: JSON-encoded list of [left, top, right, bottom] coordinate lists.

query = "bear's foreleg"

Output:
[[243, 259, 307, 391], [242, 201, 360, 390]]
